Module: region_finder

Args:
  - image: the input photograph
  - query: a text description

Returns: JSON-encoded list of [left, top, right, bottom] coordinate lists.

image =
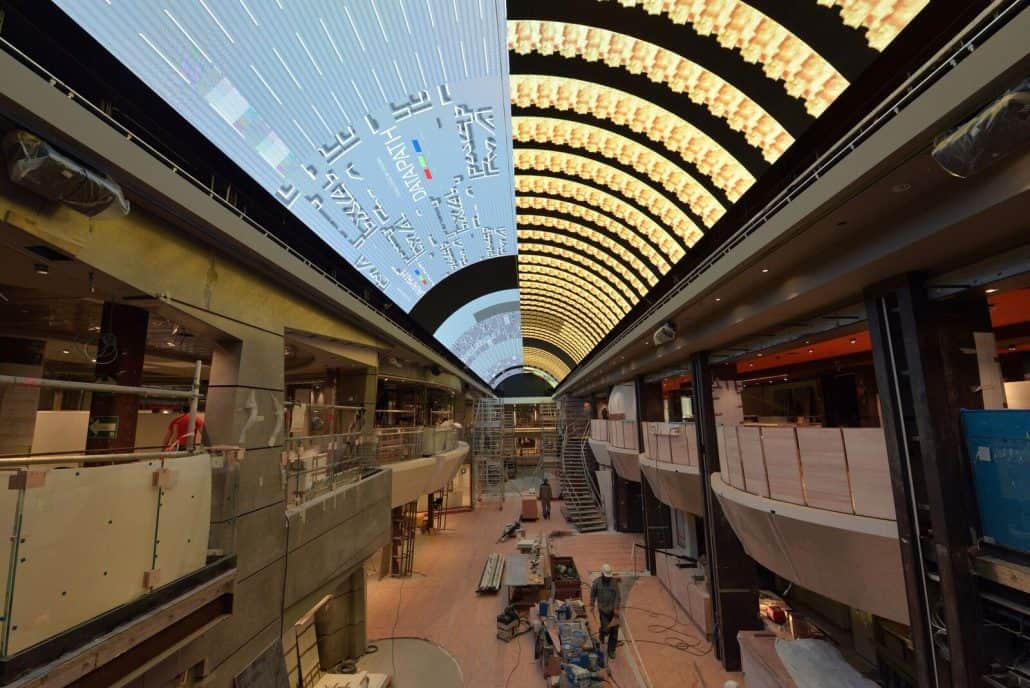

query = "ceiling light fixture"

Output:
[[715, 297, 721, 302], [1008, 345, 1017, 351], [62, 349, 70, 355], [756, 353, 763, 358], [850, 338, 858, 345], [985, 288, 999, 294], [761, 268, 769, 273], [166, 341, 176, 347], [808, 348, 814, 354], [34, 263, 49, 275]]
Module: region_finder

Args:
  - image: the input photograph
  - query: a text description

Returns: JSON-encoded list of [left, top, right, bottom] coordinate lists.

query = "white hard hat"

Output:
[[601, 564, 612, 578]]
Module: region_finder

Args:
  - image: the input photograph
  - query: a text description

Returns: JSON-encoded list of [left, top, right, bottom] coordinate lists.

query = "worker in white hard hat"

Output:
[[589, 564, 621, 660]]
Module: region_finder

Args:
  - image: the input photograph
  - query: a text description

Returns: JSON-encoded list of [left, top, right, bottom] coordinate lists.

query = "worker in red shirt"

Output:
[[164, 405, 205, 450]]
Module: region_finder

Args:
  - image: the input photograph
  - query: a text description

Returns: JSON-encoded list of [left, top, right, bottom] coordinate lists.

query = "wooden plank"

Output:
[[760, 428, 805, 505], [795, 428, 852, 513], [8, 459, 162, 653], [842, 428, 895, 519], [737, 426, 769, 497]]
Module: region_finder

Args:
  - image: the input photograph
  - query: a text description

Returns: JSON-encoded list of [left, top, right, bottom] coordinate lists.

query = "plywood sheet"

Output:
[[684, 424, 699, 469], [738, 426, 769, 497], [8, 460, 161, 653], [0, 474, 21, 643], [761, 428, 805, 505], [842, 429, 895, 520], [720, 426, 746, 490], [155, 453, 213, 585], [796, 428, 853, 513]]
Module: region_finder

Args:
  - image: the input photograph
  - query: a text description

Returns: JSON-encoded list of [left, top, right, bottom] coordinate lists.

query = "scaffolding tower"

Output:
[[472, 399, 506, 507]]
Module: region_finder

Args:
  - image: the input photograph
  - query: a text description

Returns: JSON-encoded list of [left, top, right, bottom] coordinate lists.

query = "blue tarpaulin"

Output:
[[961, 409, 1030, 554]]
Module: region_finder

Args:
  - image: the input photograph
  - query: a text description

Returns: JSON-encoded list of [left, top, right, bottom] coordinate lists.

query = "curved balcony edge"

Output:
[[711, 472, 909, 624], [639, 456, 704, 516], [387, 441, 469, 508]]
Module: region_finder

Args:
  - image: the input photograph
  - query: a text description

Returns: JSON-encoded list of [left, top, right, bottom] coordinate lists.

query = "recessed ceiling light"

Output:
[[985, 288, 999, 294], [808, 348, 814, 354], [756, 353, 763, 358], [1009, 345, 1017, 351], [61, 349, 70, 355], [34, 263, 49, 275], [849, 338, 857, 345], [88, 325, 100, 332], [891, 183, 912, 193], [748, 363, 754, 368], [715, 297, 721, 302], [761, 268, 769, 273], [167, 341, 176, 347], [91, 358, 97, 363]]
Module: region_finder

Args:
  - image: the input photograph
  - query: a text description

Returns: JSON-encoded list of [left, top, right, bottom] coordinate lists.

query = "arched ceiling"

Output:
[[509, 0, 930, 382]]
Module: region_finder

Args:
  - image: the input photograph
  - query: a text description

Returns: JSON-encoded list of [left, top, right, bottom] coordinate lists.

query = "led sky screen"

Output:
[[54, 0, 522, 381]]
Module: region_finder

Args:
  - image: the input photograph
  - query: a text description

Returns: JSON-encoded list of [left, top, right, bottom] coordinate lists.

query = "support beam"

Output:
[[690, 352, 760, 671], [865, 274, 989, 687], [86, 302, 148, 452]]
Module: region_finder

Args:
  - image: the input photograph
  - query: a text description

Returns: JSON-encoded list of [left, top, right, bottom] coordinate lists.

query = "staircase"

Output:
[[558, 399, 607, 532]]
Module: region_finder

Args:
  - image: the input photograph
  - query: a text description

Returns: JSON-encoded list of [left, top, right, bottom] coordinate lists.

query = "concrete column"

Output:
[[200, 328, 289, 675], [86, 302, 148, 452], [315, 568, 367, 667], [337, 366, 378, 434], [0, 337, 45, 455]]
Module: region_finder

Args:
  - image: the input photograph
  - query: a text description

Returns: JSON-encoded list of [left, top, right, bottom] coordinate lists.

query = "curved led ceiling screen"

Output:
[[54, 0, 521, 382]]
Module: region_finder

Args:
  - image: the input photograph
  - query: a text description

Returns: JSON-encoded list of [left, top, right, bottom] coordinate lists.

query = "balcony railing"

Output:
[[642, 421, 699, 469], [716, 425, 895, 520], [605, 420, 640, 452], [282, 431, 376, 507]]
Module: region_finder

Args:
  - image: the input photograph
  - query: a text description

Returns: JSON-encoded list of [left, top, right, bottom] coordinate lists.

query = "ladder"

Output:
[[390, 501, 416, 577], [558, 399, 608, 532]]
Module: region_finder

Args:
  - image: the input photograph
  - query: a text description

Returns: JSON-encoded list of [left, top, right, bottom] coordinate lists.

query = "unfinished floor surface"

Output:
[[365, 496, 745, 687]]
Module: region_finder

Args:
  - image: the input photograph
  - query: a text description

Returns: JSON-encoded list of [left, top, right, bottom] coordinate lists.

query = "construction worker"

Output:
[[539, 477, 553, 519], [589, 564, 621, 659]]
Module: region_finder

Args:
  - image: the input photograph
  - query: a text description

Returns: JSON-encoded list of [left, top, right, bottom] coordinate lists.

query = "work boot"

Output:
[[608, 650, 616, 660]]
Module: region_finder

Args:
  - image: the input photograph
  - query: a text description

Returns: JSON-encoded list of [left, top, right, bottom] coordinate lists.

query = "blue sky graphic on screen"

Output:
[[54, 0, 522, 382]]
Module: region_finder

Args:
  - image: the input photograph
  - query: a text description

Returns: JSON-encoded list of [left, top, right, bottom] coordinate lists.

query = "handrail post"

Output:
[[187, 360, 201, 452]]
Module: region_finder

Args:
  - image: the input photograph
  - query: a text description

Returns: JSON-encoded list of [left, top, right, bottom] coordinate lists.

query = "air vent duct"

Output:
[[3, 130, 129, 216], [932, 77, 1030, 178]]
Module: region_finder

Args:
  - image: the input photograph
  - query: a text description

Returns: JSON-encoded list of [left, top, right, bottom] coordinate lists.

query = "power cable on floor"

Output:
[[503, 621, 523, 688]]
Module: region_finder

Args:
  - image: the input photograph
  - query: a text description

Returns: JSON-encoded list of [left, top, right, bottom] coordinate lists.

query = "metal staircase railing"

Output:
[[557, 399, 607, 532]]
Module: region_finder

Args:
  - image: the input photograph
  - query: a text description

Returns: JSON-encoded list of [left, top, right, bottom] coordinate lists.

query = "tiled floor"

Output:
[[366, 497, 745, 687]]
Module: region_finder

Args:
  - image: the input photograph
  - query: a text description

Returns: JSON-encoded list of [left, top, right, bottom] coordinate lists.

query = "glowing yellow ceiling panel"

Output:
[[515, 175, 687, 262], [518, 215, 660, 285], [511, 75, 755, 200], [513, 116, 726, 226], [508, 20, 793, 161], [523, 348, 572, 381], [520, 258, 630, 316], [520, 317, 594, 359], [522, 330, 591, 362], [520, 239, 646, 297], [514, 149, 704, 244], [520, 282, 622, 328], [520, 297, 607, 341], [600, 1, 848, 116], [517, 196, 671, 272], [819, 0, 930, 50]]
